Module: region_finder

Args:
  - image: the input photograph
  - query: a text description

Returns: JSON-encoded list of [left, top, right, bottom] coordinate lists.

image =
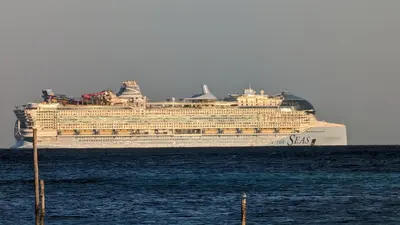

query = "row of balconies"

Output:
[[54, 126, 303, 131], [53, 127, 302, 136], [54, 108, 305, 116]]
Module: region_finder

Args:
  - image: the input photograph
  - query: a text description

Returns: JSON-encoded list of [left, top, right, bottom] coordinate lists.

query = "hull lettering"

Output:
[[287, 135, 312, 146]]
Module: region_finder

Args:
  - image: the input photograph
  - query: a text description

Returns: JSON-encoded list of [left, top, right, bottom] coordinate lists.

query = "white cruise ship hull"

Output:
[[11, 125, 347, 149]]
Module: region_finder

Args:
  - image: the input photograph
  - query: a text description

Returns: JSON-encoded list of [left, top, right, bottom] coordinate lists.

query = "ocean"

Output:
[[0, 146, 399, 225]]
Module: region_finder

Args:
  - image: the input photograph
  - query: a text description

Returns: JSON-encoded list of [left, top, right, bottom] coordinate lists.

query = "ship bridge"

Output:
[[279, 91, 315, 112]]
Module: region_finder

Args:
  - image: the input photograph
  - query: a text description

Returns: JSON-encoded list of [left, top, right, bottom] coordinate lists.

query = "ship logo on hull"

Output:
[[287, 135, 312, 146]]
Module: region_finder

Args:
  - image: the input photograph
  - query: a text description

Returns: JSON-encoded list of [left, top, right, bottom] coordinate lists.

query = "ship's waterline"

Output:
[[12, 81, 347, 149]]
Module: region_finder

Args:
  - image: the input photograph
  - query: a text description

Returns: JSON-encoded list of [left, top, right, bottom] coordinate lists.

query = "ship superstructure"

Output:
[[12, 81, 347, 148]]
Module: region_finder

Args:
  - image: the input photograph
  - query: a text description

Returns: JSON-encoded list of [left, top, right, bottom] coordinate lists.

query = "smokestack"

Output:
[[202, 85, 210, 94]]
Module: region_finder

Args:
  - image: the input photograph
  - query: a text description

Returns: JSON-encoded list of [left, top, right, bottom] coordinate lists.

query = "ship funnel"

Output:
[[202, 85, 210, 94]]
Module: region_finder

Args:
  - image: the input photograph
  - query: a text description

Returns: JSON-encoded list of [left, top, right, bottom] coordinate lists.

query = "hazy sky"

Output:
[[1, 1, 400, 147]]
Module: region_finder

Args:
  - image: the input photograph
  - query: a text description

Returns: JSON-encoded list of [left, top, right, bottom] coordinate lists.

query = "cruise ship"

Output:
[[12, 81, 347, 148]]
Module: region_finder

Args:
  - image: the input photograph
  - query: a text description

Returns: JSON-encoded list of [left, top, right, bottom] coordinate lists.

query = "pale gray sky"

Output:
[[1, 0, 400, 147]]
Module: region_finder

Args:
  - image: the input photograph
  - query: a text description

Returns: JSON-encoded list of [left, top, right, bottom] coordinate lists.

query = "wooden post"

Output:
[[33, 128, 40, 225], [40, 180, 45, 225], [241, 192, 246, 225]]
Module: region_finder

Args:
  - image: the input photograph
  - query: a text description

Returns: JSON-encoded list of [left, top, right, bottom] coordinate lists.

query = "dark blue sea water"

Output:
[[0, 146, 399, 225]]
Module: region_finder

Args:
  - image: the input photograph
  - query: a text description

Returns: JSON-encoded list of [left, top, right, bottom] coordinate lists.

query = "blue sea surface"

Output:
[[0, 146, 399, 225]]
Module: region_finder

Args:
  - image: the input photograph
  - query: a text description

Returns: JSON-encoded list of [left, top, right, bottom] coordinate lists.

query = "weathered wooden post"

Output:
[[33, 128, 40, 225], [241, 192, 246, 225], [40, 180, 45, 225]]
